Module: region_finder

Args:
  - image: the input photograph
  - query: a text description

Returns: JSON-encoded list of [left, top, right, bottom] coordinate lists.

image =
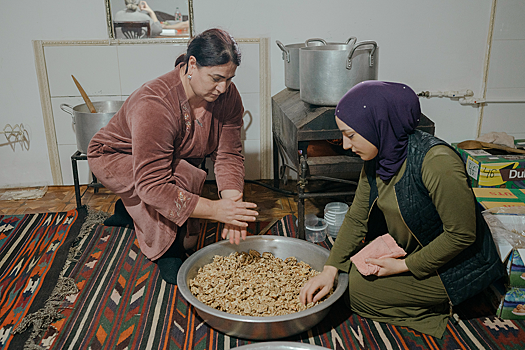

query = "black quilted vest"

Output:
[[365, 130, 506, 305]]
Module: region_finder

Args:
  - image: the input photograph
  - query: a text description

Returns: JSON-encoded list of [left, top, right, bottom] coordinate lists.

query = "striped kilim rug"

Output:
[[18, 213, 525, 349], [0, 208, 87, 350]]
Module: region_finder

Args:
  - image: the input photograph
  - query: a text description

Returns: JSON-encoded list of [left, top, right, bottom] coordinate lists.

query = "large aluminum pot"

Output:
[[177, 235, 349, 340], [276, 37, 357, 90], [300, 40, 378, 106], [60, 100, 124, 154]]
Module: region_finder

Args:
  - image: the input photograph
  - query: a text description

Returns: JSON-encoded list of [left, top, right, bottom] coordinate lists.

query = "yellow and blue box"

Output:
[[453, 140, 525, 189]]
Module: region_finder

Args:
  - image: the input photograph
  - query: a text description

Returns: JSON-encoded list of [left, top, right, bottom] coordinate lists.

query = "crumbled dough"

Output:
[[189, 249, 333, 316]]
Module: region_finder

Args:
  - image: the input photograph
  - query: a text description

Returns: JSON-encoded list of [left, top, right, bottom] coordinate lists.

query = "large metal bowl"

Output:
[[177, 235, 349, 340], [235, 341, 329, 349]]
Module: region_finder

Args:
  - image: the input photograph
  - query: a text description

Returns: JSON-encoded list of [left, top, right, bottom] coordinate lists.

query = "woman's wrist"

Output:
[[399, 259, 409, 273], [323, 265, 339, 278], [191, 197, 216, 220], [220, 189, 241, 200]]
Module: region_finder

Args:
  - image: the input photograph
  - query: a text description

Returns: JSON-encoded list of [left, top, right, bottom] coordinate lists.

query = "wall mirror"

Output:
[[105, 0, 194, 39]]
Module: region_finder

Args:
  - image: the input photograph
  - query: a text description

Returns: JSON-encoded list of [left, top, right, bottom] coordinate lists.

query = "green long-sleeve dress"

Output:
[[325, 145, 477, 338]]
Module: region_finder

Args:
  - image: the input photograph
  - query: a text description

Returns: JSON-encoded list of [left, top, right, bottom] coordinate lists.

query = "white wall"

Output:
[[1, 0, 524, 188], [0, 1, 108, 188], [195, 0, 495, 143], [480, 0, 525, 139]]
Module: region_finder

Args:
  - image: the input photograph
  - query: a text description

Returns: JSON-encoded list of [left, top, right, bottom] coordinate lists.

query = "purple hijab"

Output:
[[335, 81, 421, 181]]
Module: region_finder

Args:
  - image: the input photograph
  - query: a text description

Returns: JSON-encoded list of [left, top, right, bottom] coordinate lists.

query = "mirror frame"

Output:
[[105, 0, 195, 39]]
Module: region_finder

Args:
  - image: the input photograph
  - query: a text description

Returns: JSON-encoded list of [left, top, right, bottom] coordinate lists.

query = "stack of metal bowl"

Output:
[[177, 235, 349, 340]]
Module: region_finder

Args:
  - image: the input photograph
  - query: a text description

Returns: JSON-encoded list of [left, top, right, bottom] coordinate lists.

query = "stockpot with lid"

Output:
[[276, 37, 357, 90], [299, 40, 378, 106]]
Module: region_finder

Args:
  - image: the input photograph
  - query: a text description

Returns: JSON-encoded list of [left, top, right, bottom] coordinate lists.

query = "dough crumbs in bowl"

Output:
[[189, 249, 334, 316]]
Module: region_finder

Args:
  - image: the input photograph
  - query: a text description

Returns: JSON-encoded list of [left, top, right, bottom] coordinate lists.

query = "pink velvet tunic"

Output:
[[87, 64, 245, 260]]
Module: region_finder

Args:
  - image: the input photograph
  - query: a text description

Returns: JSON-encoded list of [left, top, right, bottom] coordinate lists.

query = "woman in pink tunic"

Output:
[[87, 28, 258, 284]]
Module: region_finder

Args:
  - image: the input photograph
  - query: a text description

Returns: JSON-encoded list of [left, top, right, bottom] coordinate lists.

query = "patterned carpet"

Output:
[[4, 209, 525, 349], [0, 208, 87, 350]]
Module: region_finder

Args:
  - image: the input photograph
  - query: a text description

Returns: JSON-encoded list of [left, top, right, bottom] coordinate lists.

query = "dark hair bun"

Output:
[[175, 28, 241, 70]]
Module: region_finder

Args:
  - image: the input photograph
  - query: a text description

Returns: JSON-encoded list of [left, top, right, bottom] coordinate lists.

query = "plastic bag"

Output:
[[483, 209, 525, 250], [484, 206, 525, 215], [0, 186, 48, 201]]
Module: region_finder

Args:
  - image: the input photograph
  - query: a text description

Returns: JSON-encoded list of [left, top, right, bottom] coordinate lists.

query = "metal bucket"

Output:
[[299, 40, 378, 106], [276, 37, 357, 90], [60, 100, 124, 154]]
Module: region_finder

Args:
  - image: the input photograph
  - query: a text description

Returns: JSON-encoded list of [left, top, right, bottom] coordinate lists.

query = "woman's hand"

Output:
[[222, 224, 243, 244], [138, 1, 160, 22], [365, 257, 409, 277], [192, 192, 258, 244], [139, 1, 152, 13], [217, 192, 258, 244], [214, 192, 257, 228], [299, 265, 338, 305]]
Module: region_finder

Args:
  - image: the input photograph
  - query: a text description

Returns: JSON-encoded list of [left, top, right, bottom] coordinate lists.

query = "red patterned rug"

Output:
[[0, 208, 88, 350], [10, 212, 525, 349]]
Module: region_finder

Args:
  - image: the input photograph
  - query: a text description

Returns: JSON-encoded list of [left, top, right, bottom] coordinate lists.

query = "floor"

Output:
[[0, 180, 355, 227]]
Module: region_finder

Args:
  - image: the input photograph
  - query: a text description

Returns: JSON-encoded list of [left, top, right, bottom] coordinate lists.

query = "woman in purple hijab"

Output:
[[335, 81, 421, 180], [300, 81, 505, 338]]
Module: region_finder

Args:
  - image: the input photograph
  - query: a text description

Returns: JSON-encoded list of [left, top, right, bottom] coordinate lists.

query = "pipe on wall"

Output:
[[417, 90, 474, 98], [459, 98, 525, 105], [476, 0, 498, 138]]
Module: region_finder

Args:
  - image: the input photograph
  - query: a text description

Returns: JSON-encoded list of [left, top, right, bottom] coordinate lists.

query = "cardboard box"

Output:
[[453, 140, 525, 189], [483, 214, 525, 319], [508, 249, 525, 288], [494, 249, 525, 319], [497, 287, 525, 320], [473, 188, 525, 210]]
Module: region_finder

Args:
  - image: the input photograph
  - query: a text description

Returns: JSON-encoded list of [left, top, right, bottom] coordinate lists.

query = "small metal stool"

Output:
[[71, 150, 104, 208]]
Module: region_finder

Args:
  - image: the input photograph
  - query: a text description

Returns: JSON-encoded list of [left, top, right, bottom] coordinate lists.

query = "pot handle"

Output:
[[60, 104, 74, 116], [60, 104, 76, 124], [305, 38, 327, 46], [347, 41, 378, 70], [345, 37, 358, 46], [276, 40, 290, 63]]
